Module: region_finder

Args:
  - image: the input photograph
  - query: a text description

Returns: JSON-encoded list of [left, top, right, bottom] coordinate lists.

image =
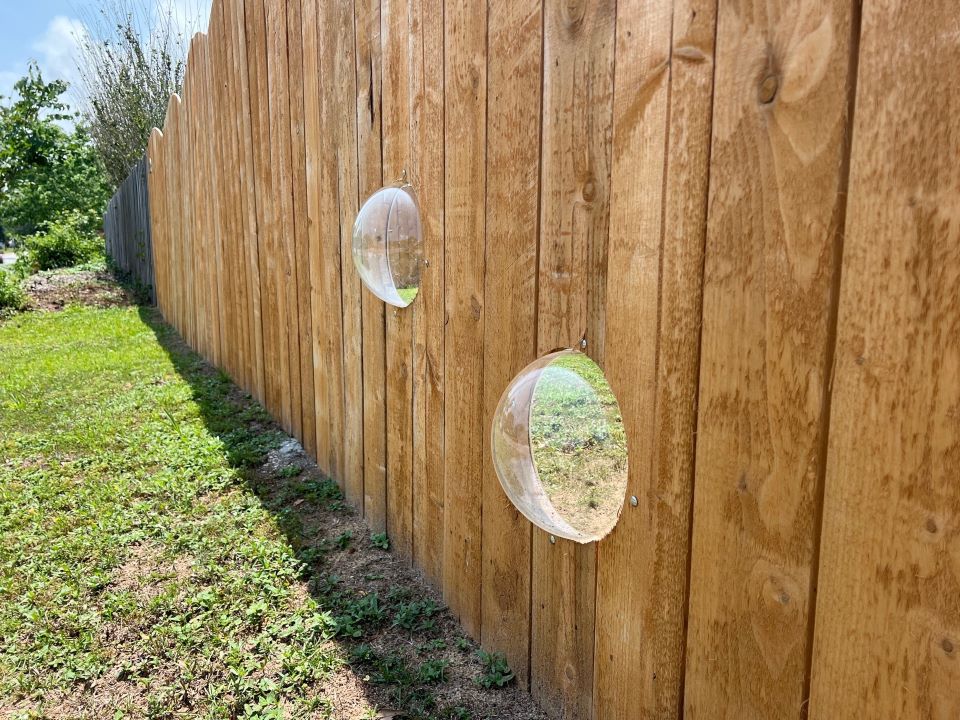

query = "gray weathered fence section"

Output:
[[104, 155, 154, 302]]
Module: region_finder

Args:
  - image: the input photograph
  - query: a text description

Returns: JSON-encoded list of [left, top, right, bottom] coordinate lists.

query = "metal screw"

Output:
[[580, 338, 587, 349], [629, 496, 638, 507], [423, 258, 430, 267], [549, 535, 556, 545]]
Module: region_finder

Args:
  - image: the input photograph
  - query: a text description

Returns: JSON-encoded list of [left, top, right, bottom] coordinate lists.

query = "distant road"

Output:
[[0, 252, 16, 267]]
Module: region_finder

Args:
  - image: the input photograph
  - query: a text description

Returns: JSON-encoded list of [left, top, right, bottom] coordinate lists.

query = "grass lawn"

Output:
[[0, 300, 546, 720], [529, 353, 628, 537]]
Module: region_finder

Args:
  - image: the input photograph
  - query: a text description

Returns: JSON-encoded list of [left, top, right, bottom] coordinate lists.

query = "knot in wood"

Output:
[[561, 0, 586, 34], [758, 74, 779, 104]]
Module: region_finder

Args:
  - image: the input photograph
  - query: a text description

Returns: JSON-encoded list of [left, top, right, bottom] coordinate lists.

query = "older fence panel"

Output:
[[104, 156, 154, 302], [140, 0, 960, 717]]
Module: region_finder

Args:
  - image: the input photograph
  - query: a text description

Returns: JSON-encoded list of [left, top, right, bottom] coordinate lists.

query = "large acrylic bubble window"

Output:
[[491, 350, 629, 543], [352, 183, 423, 307]]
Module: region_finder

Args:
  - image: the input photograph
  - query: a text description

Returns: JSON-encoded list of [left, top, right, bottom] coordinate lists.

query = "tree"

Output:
[[75, 0, 201, 187], [0, 64, 110, 239]]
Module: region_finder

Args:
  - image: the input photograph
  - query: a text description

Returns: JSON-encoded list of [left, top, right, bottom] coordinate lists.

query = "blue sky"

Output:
[[1, 1, 211, 109], [0, 2, 82, 101]]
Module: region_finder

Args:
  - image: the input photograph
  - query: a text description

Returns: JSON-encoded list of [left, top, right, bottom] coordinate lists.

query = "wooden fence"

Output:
[[104, 155, 155, 302], [144, 0, 960, 717]]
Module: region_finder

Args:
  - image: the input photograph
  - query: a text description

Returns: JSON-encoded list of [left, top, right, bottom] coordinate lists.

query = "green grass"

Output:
[[397, 286, 419, 305], [0, 302, 526, 720], [528, 353, 628, 537], [0, 306, 335, 717]]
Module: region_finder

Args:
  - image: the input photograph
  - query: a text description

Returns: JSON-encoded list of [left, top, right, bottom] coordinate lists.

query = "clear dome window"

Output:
[[352, 183, 423, 308], [491, 350, 629, 543]]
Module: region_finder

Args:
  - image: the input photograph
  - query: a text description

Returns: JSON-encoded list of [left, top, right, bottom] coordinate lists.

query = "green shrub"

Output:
[[20, 212, 103, 273], [0, 269, 26, 312]]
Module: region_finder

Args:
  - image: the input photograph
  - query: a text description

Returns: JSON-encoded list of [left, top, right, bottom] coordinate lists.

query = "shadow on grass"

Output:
[[135, 306, 542, 720]]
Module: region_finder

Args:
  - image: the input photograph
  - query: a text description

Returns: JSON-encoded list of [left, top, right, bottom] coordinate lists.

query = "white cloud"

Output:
[[1, 14, 86, 127], [32, 16, 87, 93], [0, 1, 211, 114]]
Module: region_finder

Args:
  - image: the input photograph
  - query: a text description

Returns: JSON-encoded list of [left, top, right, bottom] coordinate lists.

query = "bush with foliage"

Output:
[[76, 0, 201, 187], [0, 270, 26, 312], [16, 212, 103, 274]]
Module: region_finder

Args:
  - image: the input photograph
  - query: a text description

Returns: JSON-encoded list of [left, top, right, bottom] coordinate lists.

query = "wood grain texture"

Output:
[[303, 0, 341, 479], [225, 3, 253, 392], [244, 0, 280, 421], [324, 0, 362, 502], [285, 0, 316, 457], [442, 0, 486, 638], [531, 2, 615, 716], [355, 0, 387, 532], [593, 0, 716, 716], [809, 0, 960, 717], [210, 0, 238, 384], [233, 0, 265, 405], [683, 0, 856, 716], [204, 11, 227, 370], [382, 0, 414, 562], [216, 1, 245, 386], [265, 0, 301, 437], [480, 0, 541, 687], [409, 0, 445, 589], [181, 53, 198, 352], [193, 37, 216, 366]]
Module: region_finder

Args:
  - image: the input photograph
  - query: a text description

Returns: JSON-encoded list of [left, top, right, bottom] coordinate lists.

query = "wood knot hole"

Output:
[[581, 178, 596, 203], [943, 638, 954, 655], [925, 517, 938, 534], [758, 75, 779, 104]]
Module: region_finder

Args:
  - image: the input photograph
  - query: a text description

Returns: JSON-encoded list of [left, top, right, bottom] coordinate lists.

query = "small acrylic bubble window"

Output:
[[491, 350, 629, 543], [352, 183, 423, 308]]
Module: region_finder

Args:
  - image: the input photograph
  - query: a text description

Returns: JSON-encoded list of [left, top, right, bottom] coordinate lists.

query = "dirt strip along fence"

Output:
[[139, 0, 960, 718], [104, 155, 155, 302]]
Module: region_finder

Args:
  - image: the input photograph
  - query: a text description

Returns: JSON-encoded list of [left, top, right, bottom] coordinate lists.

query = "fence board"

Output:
[[382, 0, 414, 562], [479, 0, 541, 686], [530, 2, 615, 716], [244, 0, 280, 422], [355, 0, 387, 532], [409, 0, 445, 590], [683, 0, 857, 716], [327, 0, 362, 500], [234, 0, 265, 404], [302, 0, 333, 477], [286, 0, 316, 458], [809, 0, 960, 716], [442, 0, 486, 639], [592, 0, 716, 715]]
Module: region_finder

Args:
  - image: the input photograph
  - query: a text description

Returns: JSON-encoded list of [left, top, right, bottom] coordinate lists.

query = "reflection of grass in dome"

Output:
[[397, 286, 418, 305], [528, 353, 627, 538]]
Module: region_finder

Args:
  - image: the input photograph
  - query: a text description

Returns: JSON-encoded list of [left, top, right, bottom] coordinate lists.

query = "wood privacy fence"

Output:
[[143, 0, 960, 717], [104, 156, 155, 302]]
